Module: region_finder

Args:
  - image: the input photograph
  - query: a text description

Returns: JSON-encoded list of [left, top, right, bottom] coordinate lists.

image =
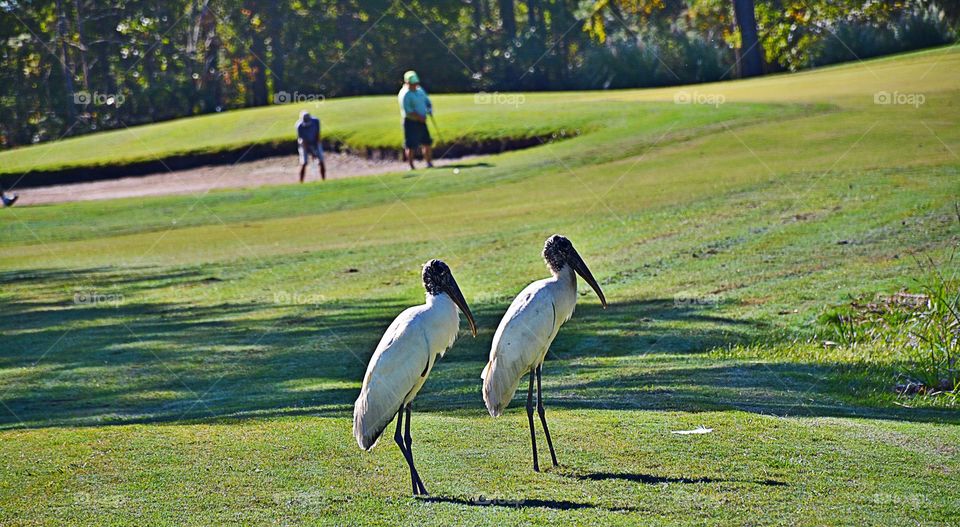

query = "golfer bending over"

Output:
[[398, 70, 433, 170], [1, 188, 17, 207], [296, 111, 326, 183]]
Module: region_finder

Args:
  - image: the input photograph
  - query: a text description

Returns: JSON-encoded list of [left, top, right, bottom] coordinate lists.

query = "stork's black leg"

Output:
[[536, 364, 558, 467], [393, 407, 420, 495], [404, 404, 428, 495], [526, 368, 540, 472]]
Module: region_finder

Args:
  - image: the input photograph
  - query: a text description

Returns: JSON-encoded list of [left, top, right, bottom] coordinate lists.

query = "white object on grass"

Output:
[[671, 425, 713, 435]]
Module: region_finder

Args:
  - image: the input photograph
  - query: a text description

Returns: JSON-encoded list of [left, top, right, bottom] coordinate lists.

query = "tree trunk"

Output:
[[471, 0, 484, 31], [198, 2, 222, 111], [526, 0, 548, 89], [55, 0, 76, 118], [266, 2, 285, 96], [549, 0, 566, 84], [732, 0, 763, 77], [250, 30, 269, 106], [73, 0, 90, 97], [499, 0, 516, 40], [471, 0, 487, 74], [336, 0, 361, 94], [498, 0, 517, 89]]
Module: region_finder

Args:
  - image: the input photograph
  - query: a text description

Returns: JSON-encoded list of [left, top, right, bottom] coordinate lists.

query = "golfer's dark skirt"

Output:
[[403, 119, 433, 149]]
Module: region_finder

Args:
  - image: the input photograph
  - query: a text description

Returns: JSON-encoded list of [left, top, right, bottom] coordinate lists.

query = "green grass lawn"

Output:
[[1, 47, 959, 525]]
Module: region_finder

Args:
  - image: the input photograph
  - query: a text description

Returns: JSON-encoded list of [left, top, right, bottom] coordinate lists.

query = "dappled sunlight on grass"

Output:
[[1, 47, 959, 525]]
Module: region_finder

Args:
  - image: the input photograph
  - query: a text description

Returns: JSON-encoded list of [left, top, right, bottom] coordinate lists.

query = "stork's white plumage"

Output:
[[353, 259, 476, 495], [481, 235, 606, 471], [480, 268, 577, 416], [353, 294, 459, 449]]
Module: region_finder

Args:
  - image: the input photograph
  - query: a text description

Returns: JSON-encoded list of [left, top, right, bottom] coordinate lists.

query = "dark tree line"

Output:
[[0, 0, 956, 148]]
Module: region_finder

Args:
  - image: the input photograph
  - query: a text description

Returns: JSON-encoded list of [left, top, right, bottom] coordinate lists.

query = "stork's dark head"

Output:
[[422, 259, 452, 296], [542, 234, 608, 308], [543, 234, 575, 274], [421, 259, 478, 336]]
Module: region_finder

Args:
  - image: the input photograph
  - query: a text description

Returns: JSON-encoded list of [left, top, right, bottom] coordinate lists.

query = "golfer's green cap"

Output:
[[403, 70, 420, 84]]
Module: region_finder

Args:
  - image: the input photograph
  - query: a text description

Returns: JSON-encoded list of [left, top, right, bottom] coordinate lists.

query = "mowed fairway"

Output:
[[2, 47, 960, 525]]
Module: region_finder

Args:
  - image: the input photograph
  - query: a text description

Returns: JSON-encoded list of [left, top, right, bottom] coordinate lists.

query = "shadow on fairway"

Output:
[[569, 471, 787, 486], [2, 265, 957, 429], [400, 162, 494, 178], [433, 162, 494, 169], [420, 495, 637, 512]]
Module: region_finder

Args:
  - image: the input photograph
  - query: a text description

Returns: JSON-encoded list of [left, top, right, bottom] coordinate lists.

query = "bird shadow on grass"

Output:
[[2, 264, 958, 429], [567, 471, 787, 487], [419, 495, 637, 512]]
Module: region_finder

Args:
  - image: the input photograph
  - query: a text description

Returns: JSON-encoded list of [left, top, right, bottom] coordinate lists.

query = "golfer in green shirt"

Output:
[[398, 70, 433, 170]]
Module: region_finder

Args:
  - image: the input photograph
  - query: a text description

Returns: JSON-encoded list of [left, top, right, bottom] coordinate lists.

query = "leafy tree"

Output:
[[0, 0, 954, 148]]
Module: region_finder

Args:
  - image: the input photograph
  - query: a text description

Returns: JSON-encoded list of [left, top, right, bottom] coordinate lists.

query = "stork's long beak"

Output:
[[571, 249, 607, 308], [445, 276, 478, 337]]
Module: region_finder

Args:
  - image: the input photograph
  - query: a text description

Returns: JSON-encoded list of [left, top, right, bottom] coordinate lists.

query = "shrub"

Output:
[[807, 2, 957, 68]]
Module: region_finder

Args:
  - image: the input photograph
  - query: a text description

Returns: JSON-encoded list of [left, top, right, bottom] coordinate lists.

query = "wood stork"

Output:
[[481, 235, 606, 472], [353, 259, 477, 495]]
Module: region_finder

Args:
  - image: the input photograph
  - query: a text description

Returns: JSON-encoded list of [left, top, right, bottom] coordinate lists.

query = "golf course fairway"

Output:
[[1, 46, 959, 525]]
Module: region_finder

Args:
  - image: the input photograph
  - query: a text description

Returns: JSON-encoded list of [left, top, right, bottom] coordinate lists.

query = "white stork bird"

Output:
[[481, 234, 606, 471], [353, 259, 477, 495]]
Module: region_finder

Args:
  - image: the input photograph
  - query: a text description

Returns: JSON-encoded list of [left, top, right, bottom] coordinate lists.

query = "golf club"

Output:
[[429, 114, 444, 148]]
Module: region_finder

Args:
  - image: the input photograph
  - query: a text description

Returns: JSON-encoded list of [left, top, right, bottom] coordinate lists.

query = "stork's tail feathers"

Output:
[[353, 390, 394, 451], [481, 358, 523, 418]]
